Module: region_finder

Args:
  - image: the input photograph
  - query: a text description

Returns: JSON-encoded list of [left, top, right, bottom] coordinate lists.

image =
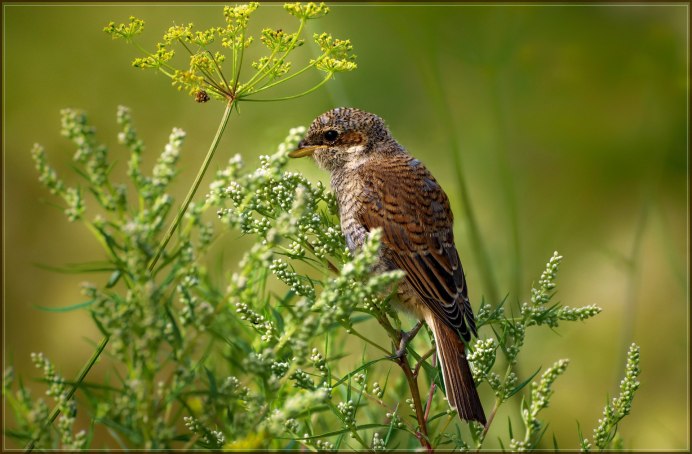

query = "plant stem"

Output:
[[25, 100, 236, 453], [489, 70, 522, 299], [478, 362, 515, 448], [148, 100, 235, 271], [431, 72, 500, 307], [240, 73, 333, 102], [348, 327, 391, 356], [478, 398, 500, 447], [405, 34, 500, 306], [413, 347, 436, 379], [302, 241, 339, 274], [423, 382, 436, 423], [398, 355, 432, 451], [374, 313, 431, 450], [241, 18, 306, 95], [617, 202, 647, 385], [25, 336, 109, 452]]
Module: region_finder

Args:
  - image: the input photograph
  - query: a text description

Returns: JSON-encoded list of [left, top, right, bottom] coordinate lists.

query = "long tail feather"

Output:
[[427, 314, 486, 424]]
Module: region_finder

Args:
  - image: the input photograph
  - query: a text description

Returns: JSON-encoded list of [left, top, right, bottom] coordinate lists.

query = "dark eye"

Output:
[[323, 129, 339, 142]]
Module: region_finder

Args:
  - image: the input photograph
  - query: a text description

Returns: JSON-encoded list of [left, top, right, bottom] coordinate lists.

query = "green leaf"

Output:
[[284, 423, 397, 440], [530, 423, 550, 450], [106, 270, 122, 288], [163, 299, 183, 348], [505, 366, 542, 399], [33, 261, 116, 274], [269, 298, 285, 332], [427, 410, 450, 424], [204, 366, 218, 401], [90, 311, 108, 336], [34, 299, 96, 313], [331, 356, 389, 388], [96, 417, 143, 444]]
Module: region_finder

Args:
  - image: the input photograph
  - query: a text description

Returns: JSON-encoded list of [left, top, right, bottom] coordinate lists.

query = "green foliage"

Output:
[[6, 107, 642, 450], [581, 343, 642, 452], [5, 2, 644, 451]]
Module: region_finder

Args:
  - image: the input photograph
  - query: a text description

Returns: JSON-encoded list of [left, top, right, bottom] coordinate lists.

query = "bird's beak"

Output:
[[288, 141, 324, 158]]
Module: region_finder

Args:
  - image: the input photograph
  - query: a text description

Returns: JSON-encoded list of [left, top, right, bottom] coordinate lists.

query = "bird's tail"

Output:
[[426, 314, 486, 425]]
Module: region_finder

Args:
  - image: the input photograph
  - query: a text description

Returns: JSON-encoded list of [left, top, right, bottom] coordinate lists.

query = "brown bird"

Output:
[[289, 107, 486, 424]]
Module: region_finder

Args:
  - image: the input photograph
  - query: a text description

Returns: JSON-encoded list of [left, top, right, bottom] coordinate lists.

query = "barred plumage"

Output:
[[290, 107, 486, 424]]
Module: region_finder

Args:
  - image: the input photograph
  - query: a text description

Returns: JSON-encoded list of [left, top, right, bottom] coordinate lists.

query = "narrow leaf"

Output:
[[506, 366, 542, 399], [34, 299, 95, 313]]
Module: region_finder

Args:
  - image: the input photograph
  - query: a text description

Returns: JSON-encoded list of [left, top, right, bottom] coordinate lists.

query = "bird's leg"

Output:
[[392, 320, 424, 359]]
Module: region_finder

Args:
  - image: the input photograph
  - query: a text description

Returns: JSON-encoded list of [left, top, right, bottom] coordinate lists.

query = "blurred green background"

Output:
[[3, 3, 688, 450]]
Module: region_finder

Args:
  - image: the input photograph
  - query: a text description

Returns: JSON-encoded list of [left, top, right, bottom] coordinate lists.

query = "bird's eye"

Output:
[[323, 129, 339, 142]]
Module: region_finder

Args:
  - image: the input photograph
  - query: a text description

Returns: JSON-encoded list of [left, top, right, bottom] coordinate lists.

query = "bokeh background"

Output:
[[3, 3, 688, 450]]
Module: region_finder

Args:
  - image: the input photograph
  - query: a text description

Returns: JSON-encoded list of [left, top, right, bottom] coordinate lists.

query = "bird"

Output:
[[288, 107, 486, 425]]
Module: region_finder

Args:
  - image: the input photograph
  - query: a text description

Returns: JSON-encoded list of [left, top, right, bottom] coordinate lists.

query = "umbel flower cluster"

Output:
[[104, 3, 356, 103], [8, 106, 643, 451]]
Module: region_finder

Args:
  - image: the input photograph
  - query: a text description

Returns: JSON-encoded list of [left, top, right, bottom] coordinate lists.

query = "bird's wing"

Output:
[[356, 155, 477, 340]]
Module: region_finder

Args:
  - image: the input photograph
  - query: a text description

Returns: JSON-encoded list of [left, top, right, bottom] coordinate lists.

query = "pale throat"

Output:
[[343, 144, 367, 170]]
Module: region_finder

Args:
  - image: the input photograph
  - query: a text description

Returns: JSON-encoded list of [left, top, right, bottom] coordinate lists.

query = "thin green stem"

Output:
[[177, 40, 228, 96], [239, 45, 280, 93], [234, 32, 246, 90], [477, 362, 514, 448], [617, 202, 647, 386], [25, 336, 109, 452], [434, 415, 455, 445], [301, 241, 339, 275], [206, 49, 231, 93], [197, 71, 226, 96], [131, 40, 177, 76], [394, 22, 500, 307], [330, 372, 418, 436], [489, 70, 522, 299], [178, 38, 195, 56], [230, 41, 237, 86], [148, 99, 235, 271], [246, 57, 323, 96], [348, 327, 391, 355], [25, 101, 236, 453], [241, 18, 307, 95], [325, 402, 370, 449], [240, 73, 332, 102], [423, 56, 500, 307]]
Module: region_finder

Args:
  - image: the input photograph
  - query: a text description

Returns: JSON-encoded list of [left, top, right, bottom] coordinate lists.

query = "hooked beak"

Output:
[[288, 140, 325, 158]]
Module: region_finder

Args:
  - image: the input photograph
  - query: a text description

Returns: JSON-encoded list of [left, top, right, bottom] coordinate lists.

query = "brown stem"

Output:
[[398, 355, 432, 451], [373, 310, 432, 450], [302, 241, 339, 275], [423, 383, 436, 423], [413, 347, 437, 379], [478, 398, 500, 446], [423, 354, 438, 423]]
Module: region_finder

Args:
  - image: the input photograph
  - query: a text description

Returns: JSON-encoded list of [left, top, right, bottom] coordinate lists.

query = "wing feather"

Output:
[[355, 155, 478, 340]]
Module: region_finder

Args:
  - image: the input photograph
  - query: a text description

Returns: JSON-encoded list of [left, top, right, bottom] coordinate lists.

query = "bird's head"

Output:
[[289, 107, 399, 172]]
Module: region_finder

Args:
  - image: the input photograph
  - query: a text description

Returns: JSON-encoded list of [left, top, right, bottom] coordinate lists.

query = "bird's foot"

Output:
[[391, 321, 424, 359]]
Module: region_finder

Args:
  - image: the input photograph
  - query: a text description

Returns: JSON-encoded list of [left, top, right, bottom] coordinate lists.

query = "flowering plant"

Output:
[[4, 3, 640, 451]]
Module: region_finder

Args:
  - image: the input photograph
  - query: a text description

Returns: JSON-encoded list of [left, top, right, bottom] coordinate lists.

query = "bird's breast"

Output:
[[331, 171, 370, 255]]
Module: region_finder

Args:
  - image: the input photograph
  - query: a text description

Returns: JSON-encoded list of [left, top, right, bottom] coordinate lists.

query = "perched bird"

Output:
[[289, 107, 486, 424]]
